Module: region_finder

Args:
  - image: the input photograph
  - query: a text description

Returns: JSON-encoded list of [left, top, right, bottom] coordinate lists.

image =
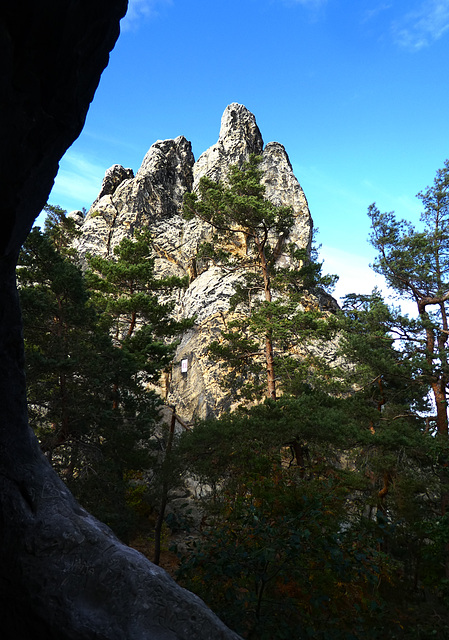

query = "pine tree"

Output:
[[85, 229, 194, 543], [86, 229, 193, 385], [368, 160, 449, 436], [176, 162, 449, 636], [183, 154, 337, 402], [43, 203, 82, 257], [17, 216, 189, 540]]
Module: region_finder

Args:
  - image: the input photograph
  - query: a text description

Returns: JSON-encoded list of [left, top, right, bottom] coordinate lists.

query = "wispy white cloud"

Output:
[[361, 3, 392, 24], [34, 152, 107, 228], [121, 0, 172, 32], [393, 0, 449, 50], [49, 153, 107, 211]]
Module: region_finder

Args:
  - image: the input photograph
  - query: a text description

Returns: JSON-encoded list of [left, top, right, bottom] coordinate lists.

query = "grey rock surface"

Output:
[[76, 136, 195, 263], [77, 103, 315, 422], [0, 447, 241, 640], [93, 163, 135, 205], [192, 102, 264, 188], [261, 141, 312, 261], [0, 1, 127, 259]]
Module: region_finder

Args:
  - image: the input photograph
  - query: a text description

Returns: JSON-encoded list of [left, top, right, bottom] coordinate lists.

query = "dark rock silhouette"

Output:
[[0, 3, 241, 638]]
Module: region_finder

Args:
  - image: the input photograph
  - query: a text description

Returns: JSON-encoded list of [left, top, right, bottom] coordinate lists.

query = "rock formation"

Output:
[[0, 4, 241, 639], [76, 103, 314, 421]]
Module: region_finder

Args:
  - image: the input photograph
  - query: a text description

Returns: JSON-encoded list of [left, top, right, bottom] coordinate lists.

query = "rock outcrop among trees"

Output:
[[75, 103, 321, 420]]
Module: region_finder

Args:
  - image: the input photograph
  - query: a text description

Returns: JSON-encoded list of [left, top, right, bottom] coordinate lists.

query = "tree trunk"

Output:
[[419, 307, 448, 436], [154, 407, 176, 565], [255, 237, 276, 401], [431, 379, 448, 436], [421, 306, 449, 577], [265, 331, 277, 401]]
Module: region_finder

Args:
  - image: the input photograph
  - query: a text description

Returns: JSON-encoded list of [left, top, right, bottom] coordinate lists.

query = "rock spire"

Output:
[[76, 104, 314, 421]]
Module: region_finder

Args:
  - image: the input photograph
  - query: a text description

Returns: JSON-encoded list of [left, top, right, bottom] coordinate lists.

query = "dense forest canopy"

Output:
[[19, 159, 449, 639]]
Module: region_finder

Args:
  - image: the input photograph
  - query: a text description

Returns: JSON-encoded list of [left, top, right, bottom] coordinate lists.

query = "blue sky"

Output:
[[42, 0, 449, 308]]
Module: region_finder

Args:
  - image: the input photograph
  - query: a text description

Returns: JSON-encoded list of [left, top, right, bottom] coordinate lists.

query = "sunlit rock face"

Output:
[[192, 102, 264, 187], [76, 103, 315, 421], [77, 136, 195, 263]]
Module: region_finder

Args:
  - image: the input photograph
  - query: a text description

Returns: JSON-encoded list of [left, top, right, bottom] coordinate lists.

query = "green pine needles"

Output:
[[184, 154, 338, 403]]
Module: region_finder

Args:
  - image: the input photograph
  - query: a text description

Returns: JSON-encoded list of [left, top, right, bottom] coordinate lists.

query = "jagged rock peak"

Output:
[[67, 210, 85, 227], [76, 136, 195, 262], [74, 104, 317, 421], [218, 103, 263, 152], [261, 141, 312, 256], [137, 136, 194, 182], [193, 103, 264, 188], [96, 164, 134, 202]]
